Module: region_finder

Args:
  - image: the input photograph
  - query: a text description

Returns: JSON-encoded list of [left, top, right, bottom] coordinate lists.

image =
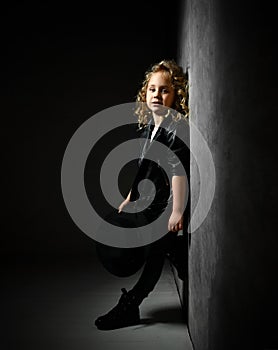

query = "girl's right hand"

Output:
[[118, 198, 130, 213], [118, 190, 132, 213]]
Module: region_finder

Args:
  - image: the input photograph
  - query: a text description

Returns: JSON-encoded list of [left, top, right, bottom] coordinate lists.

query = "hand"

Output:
[[168, 211, 184, 232], [118, 198, 130, 213]]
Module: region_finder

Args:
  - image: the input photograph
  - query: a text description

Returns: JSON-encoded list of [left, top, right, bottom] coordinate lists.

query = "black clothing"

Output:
[[130, 115, 190, 210], [129, 231, 179, 304], [97, 115, 189, 303], [128, 116, 189, 302]]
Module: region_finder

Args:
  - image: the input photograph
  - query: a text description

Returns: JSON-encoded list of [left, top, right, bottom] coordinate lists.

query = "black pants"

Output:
[[96, 206, 179, 304], [129, 231, 178, 305]]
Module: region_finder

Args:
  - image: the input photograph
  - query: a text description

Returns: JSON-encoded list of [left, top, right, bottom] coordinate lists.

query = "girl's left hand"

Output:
[[168, 211, 184, 232]]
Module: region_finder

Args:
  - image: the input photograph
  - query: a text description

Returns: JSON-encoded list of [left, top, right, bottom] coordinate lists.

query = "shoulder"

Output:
[[167, 116, 188, 132], [164, 117, 188, 140], [136, 122, 152, 139]]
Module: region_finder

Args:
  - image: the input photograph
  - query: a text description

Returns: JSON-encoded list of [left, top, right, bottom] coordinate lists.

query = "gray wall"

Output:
[[178, 1, 278, 349]]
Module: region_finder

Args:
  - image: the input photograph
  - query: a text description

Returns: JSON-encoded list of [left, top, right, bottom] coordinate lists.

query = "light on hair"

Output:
[[135, 59, 189, 128]]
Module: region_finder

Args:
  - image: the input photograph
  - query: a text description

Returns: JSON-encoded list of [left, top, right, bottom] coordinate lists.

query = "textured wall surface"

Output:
[[177, 1, 278, 349]]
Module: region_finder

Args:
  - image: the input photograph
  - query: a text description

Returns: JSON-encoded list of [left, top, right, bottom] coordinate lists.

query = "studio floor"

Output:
[[2, 252, 193, 350]]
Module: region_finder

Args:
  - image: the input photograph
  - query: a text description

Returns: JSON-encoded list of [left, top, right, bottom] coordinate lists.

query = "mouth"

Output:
[[152, 101, 163, 105]]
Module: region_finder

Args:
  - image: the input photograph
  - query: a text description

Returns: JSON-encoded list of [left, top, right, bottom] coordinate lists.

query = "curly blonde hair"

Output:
[[134, 59, 189, 127]]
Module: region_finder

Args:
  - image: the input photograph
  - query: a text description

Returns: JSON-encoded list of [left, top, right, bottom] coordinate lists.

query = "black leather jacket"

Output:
[[130, 116, 190, 213]]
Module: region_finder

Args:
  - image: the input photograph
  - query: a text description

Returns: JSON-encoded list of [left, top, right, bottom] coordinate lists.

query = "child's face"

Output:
[[146, 71, 175, 115]]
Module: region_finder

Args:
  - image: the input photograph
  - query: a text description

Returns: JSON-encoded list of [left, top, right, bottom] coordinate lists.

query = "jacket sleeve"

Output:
[[129, 126, 149, 202], [166, 121, 190, 178]]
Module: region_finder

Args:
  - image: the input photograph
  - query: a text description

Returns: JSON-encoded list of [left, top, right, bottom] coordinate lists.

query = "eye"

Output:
[[148, 87, 156, 92], [161, 88, 169, 94]]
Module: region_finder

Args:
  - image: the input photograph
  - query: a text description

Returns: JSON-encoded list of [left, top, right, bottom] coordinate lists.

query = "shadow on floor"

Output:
[[138, 305, 187, 326], [1, 255, 192, 350]]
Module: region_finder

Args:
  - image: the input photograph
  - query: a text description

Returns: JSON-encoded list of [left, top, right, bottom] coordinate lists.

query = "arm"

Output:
[[118, 190, 131, 213], [166, 121, 189, 232], [168, 175, 186, 232]]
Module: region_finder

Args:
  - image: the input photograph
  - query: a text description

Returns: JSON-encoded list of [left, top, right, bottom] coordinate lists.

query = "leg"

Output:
[[94, 232, 177, 330], [129, 232, 176, 304]]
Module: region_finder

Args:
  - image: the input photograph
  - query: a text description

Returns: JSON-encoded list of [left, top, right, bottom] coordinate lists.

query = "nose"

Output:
[[153, 89, 161, 99]]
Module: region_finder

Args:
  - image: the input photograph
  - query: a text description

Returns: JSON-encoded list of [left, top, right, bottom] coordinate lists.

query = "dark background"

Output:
[[2, 3, 183, 348], [3, 1, 182, 260], [2, 1, 278, 349]]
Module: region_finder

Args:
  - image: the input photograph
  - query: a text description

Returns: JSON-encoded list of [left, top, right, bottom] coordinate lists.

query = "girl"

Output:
[[95, 59, 189, 330]]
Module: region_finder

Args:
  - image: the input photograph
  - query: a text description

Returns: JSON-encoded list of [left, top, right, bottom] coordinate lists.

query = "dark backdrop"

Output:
[[3, 1, 183, 260]]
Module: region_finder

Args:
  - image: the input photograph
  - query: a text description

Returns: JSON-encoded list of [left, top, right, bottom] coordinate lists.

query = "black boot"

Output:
[[95, 288, 140, 330]]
